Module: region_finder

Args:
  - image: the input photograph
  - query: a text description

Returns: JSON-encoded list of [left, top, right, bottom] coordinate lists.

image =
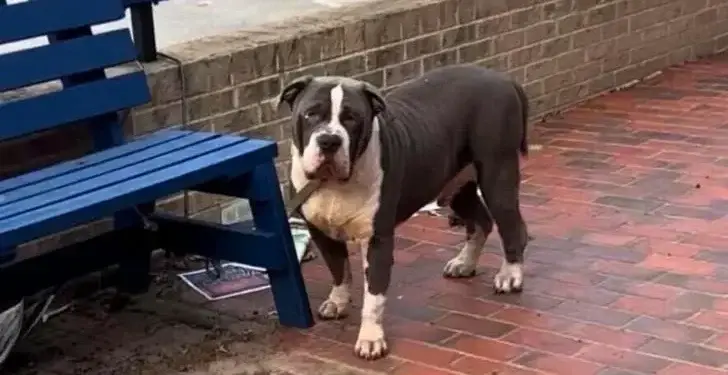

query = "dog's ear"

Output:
[[362, 81, 386, 115], [278, 75, 314, 110]]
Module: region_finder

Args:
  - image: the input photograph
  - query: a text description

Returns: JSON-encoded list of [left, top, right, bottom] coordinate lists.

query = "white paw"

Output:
[[443, 256, 477, 278], [494, 262, 524, 293], [318, 299, 348, 320], [354, 322, 388, 360]]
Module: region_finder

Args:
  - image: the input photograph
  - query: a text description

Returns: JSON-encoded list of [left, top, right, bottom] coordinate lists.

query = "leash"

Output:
[[285, 180, 322, 217]]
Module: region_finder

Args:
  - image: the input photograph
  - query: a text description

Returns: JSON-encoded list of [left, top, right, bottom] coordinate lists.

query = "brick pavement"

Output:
[[9, 55, 728, 374]]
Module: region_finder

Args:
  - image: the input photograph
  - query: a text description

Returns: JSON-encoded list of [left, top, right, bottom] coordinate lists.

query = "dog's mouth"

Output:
[[305, 159, 349, 181]]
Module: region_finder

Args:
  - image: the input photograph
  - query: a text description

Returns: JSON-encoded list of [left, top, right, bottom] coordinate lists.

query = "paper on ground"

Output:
[[178, 218, 314, 301]]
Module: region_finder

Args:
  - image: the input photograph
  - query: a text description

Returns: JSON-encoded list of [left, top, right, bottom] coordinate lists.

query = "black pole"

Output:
[[129, 2, 158, 62]]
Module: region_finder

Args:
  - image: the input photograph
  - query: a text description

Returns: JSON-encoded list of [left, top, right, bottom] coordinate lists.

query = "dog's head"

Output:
[[278, 75, 386, 181]]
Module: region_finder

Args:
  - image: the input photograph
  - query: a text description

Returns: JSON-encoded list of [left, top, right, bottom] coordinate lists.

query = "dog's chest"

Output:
[[301, 187, 378, 242]]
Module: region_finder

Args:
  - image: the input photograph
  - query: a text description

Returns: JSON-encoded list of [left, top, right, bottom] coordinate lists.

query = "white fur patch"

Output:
[[494, 261, 524, 293], [443, 227, 485, 277], [355, 240, 387, 359], [318, 282, 351, 319], [299, 84, 351, 178]]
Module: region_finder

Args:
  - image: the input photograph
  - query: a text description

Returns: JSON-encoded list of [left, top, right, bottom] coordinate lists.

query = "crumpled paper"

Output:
[[0, 300, 22, 366]]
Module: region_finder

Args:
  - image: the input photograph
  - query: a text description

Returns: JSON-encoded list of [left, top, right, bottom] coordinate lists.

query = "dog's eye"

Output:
[[303, 109, 318, 120], [340, 111, 356, 123]]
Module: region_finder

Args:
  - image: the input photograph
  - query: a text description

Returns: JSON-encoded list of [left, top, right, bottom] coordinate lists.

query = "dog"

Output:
[[278, 65, 530, 360]]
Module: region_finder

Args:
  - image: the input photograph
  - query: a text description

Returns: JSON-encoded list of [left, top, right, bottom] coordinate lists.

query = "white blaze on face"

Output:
[[300, 84, 351, 178]]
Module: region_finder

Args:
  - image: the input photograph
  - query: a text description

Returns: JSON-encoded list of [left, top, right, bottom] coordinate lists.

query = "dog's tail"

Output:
[[513, 82, 530, 157]]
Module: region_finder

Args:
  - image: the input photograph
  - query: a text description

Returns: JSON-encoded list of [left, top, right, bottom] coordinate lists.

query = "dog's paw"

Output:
[[443, 256, 477, 278], [317, 300, 348, 320], [493, 262, 524, 293], [354, 322, 388, 360]]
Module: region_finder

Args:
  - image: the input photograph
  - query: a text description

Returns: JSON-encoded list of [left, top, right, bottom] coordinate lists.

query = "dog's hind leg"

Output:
[[474, 155, 529, 293], [308, 225, 352, 320], [442, 181, 494, 278]]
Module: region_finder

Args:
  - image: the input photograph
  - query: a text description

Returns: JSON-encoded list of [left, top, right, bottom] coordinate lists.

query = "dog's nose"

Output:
[[317, 134, 343, 154]]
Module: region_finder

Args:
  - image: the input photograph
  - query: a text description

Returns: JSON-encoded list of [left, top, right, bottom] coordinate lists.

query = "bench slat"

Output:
[[0, 30, 138, 92], [0, 135, 244, 220], [0, 130, 192, 195], [0, 132, 220, 206], [0, 72, 150, 141], [0, 0, 125, 44], [0, 135, 277, 249]]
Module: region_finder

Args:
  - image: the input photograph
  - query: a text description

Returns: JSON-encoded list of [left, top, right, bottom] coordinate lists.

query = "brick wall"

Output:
[[3, 0, 728, 251]]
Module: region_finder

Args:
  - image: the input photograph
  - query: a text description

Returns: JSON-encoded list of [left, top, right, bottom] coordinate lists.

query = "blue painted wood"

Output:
[[0, 30, 137, 92], [151, 213, 287, 270], [242, 163, 314, 328], [0, 72, 151, 142], [0, 135, 277, 249], [0, 129, 190, 194], [0, 135, 242, 220], [44, 26, 129, 151], [0, 132, 218, 206], [0, 0, 125, 44]]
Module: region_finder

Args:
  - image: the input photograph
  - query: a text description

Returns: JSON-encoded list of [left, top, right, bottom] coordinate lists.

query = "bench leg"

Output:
[[115, 204, 155, 295], [242, 163, 314, 329]]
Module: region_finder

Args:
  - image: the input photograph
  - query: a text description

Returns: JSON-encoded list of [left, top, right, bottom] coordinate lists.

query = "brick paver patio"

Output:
[[9, 55, 728, 375]]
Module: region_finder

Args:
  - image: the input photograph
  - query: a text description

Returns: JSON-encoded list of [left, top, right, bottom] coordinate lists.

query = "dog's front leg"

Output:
[[308, 225, 352, 319], [355, 234, 393, 360]]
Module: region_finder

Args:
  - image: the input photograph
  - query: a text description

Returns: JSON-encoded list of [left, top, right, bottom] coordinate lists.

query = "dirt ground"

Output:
[[2, 258, 373, 375]]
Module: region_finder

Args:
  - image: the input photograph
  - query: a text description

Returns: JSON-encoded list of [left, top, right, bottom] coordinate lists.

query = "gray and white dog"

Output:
[[278, 65, 530, 360]]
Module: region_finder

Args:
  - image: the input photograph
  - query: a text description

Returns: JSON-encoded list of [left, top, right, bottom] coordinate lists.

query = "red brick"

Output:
[[707, 333, 728, 350], [490, 307, 575, 332], [436, 313, 517, 338], [689, 310, 728, 331], [389, 318, 458, 344], [631, 238, 703, 258], [396, 224, 463, 246], [548, 300, 638, 327], [564, 322, 651, 349], [639, 338, 728, 368], [515, 351, 605, 375], [577, 344, 672, 373], [598, 278, 683, 300], [589, 259, 664, 280], [625, 316, 716, 343], [610, 295, 696, 320], [502, 328, 587, 356], [639, 254, 716, 276], [392, 362, 462, 375], [428, 293, 504, 318], [657, 363, 728, 375], [449, 356, 541, 375], [526, 277, 622, 305], [389, 339, 462, 368], [441, 334, 526, 361], [581, 232, 639, 246]]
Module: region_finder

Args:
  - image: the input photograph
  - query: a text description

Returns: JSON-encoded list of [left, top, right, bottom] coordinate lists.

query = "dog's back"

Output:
[[378, 65, 528, 222]]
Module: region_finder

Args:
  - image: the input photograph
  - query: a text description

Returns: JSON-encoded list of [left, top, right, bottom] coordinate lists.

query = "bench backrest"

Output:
[[0, 0, 152, 149]]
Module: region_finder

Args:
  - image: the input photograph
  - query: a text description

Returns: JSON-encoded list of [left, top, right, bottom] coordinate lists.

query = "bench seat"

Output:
[[0, 129, 276, 251]]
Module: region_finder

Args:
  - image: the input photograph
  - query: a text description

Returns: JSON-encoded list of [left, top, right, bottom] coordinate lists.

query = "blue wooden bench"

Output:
[[0, 0, 313, 329]]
